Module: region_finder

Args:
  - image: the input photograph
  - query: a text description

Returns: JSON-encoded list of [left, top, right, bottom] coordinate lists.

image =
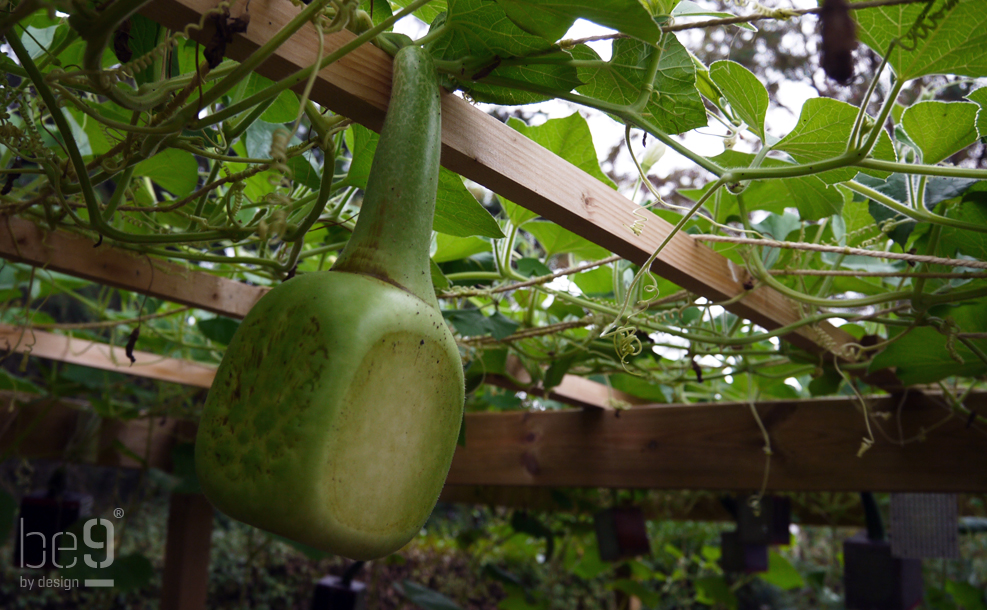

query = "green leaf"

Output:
[[574, 35, 707, 135], [508, 113, 615, 190], [611, 373, 674, 402], [858, 173, 977, 213], [854, 0, 987, 80], [502, 197, 539, 226], [0, 368, 42, 394], [870, 323, 987, 385], [465, 51, 581, 106], [694, 575, 738, 609], [751, 210, 800, 241], [900, 101, 979, 164], [126, 15, 162, 86], [609, 579, 660, 608], [524, 221, 611, 259], [390, 0, 448, 27], [21, 25, 57, 59], [287, 153, 322, 192], [710, 151, 844, 221], [488, 312, 521, 339], [945, 579, 987, 610], [400, 580, 464, 610], [343, 123, 378, 191], [197, 316, 240, 345], [360, 0, 394, 26], [968, 87, 987, 137], [442, 309, 519, 339], [432, 233, 490, 263], [133, 149, 199, 197], [709, 60, 768, 141], [938, 187, 987, 260], [111, 553, 156, 592], [572, 544, 610, 579], [516, 257, 552, 277], [434, 169, 505, 238], [775, 97, 896, 184], [572, 265, 613, 296], [759, 551, 804, 591], [428, 0, 556, 66], [492, 0, 662, 44], [544, 352, 578, 391], [261, 89, 301, 124], [430, 259, 451, 290]]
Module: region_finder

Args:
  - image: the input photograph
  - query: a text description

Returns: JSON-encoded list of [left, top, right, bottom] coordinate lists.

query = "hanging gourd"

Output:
[[195, 45, 464, 561]]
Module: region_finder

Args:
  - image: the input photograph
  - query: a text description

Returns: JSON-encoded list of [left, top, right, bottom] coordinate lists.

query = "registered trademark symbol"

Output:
[[113, 508, 124, 519]]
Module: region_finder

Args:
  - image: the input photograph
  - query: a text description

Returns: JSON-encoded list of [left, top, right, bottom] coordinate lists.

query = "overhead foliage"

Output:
[[0, 0, 985, 484]]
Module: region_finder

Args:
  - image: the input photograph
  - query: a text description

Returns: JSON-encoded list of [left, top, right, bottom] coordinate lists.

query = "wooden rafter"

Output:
[[0, 323, 645, 409], [3, 390, 985, 492], [0, 217, 639, 409], [135, 0, 855, 359]]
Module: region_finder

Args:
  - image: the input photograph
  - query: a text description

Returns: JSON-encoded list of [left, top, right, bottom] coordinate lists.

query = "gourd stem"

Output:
[[332, 46, 441, 307]]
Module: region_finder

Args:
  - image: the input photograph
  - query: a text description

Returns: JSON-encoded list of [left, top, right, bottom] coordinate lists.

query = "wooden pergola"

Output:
[[2, 1, 985, 608]]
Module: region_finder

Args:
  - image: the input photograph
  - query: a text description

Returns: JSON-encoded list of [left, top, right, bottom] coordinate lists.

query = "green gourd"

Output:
[[195, 46, 463, 561]]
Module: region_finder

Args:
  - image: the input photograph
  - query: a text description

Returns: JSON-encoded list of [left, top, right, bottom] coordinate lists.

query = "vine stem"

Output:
[[693, 235, 987, 270], [562, 0, 932, 45], [439, 255, 622, 298], [769, 269, 987, 279]]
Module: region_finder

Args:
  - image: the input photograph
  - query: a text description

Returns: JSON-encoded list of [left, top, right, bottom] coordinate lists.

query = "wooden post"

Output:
[[161, 493, 215, 610]]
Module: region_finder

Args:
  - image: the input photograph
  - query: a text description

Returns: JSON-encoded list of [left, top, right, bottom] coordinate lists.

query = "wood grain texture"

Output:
[[138, 0, 854, 358], [448, 392, 987, 492], [161, 493, 214, 610], [0, 217, 267, 318], [0, 325, 217, 388], [4, 391, 985, 491]]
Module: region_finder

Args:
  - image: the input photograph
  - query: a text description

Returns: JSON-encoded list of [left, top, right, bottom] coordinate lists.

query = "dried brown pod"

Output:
[[2, 157, 23, 196], [819, 0, 857, 84], [112, 18, 133, 63], [205, 10, 250, 69]]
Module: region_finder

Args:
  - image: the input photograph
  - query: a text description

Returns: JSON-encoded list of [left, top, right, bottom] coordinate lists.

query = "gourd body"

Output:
[[195, 46, 463, 560]]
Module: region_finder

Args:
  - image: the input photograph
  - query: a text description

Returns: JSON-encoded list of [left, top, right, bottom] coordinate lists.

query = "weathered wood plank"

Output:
[[0, 217, 267, 319], [0, 325, 217, 388], [447, 392, 987, 492], [4, 391, 985, 492], [0, 324, 631, 409], [137, 0, 853, 358], [161, 493, 214, 610]]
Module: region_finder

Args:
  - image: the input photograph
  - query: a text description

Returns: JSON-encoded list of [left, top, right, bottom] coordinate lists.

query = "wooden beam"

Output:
[[1, 324, 635, 409], [138, 0, 855, 360], [160, 493, 214, 610], [0, 325, 217, 388], [5, 390, 985, 492], [0, 217, 267, 319], [447, 392, 987, 492], [0, 220, 632, 409]]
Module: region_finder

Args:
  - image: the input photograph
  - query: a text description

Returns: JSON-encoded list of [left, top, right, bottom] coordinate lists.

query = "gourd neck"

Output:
[[331, 47, 441, 309]]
